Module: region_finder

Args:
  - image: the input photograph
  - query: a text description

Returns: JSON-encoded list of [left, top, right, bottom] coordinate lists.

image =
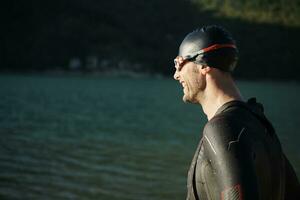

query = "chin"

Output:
[[182, 96, 188, 103], [182, 89, 190, 102], [183, 94, 191, 103], [183, 93, 198, 104]]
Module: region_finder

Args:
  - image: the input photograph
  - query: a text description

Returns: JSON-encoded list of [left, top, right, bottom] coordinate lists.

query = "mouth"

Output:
[[179, 81, 187, 95], [180, 81, 186, 89]]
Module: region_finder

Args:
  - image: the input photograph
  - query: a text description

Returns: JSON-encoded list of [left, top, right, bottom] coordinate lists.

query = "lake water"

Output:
[[0, 74, 299, 199]]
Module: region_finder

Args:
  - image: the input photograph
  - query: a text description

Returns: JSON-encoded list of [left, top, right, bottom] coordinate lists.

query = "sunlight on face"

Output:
[[178, 63, 205, 104]]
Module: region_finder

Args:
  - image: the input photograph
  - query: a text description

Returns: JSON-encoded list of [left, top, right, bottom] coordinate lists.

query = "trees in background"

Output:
[[2, 0, 300, 79]]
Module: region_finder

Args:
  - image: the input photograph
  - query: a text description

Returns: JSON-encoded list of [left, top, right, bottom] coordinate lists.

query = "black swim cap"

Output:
[[178, 25, 238, 72]]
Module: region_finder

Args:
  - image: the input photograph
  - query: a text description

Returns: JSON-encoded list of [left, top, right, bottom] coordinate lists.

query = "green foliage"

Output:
[[2, 0, 300, 79], [193, 0, 300, 27]]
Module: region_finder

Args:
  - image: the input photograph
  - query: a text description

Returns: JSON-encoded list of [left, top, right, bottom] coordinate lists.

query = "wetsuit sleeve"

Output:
[[284, 154, 300, 199], [202, 119, 259, 200]]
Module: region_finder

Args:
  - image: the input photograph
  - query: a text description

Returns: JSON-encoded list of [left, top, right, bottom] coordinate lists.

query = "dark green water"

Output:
[[0, 74, 299, 200]]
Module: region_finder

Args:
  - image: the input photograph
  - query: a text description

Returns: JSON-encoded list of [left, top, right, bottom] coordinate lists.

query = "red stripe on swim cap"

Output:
[[201, 44, 236, 53]]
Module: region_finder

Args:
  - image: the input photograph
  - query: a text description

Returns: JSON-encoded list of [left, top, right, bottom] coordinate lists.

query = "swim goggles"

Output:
[[174, 43, 236, 70]]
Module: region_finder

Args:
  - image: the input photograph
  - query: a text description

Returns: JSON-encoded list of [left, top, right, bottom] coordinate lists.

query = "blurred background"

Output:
[[1, 0, 300, 199]]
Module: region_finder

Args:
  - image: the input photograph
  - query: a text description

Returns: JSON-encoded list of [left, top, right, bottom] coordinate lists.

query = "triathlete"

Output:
[[173, 25, 300, 200]]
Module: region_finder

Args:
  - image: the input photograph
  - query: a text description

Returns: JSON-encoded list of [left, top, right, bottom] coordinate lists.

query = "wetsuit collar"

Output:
[[214, 100, 246, 117]]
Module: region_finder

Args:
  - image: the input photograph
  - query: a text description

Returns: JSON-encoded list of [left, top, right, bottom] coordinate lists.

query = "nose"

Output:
[[173, 70, 179, 80]]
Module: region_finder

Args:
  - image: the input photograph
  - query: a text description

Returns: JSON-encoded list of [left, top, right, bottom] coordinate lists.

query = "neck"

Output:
[[198, 72, 243, 120]]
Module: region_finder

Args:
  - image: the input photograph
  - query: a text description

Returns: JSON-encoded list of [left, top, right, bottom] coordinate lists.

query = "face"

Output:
[[173, 56, 206, 103]]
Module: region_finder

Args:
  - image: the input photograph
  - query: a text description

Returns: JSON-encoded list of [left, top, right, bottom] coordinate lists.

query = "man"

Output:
[[173, 25, 299, 200]]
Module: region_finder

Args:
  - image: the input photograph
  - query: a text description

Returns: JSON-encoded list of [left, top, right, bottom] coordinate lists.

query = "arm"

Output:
[[283, 154, 300, 200], [201, 119, 259, 200]]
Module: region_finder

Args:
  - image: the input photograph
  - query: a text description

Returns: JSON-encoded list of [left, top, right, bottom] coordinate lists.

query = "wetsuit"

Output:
[[186, 98, 300, 200]]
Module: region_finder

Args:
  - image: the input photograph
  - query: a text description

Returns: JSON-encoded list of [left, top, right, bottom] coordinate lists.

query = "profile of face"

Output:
[[173, 56, 206, 103]]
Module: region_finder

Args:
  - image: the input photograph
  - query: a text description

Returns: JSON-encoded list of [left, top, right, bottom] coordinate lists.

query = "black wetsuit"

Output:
[[186, 99, 300, 200]]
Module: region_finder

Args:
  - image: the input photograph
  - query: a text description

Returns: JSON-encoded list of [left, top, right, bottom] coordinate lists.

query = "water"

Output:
[[0, 74, 299, 200]]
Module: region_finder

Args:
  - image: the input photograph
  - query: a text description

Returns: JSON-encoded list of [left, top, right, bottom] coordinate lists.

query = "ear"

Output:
[[200, 65, 211, 75]]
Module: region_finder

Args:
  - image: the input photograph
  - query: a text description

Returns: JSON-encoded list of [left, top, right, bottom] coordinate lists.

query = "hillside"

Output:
[[2, 0, 300, 79]]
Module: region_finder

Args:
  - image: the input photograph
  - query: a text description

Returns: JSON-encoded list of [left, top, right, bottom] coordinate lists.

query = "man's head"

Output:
[[173, 25, 238, 103]]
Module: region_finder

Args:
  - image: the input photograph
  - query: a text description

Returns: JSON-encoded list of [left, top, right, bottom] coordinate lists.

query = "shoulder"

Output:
[[202, 114, 246, 155], [204, 114, 244, 141]]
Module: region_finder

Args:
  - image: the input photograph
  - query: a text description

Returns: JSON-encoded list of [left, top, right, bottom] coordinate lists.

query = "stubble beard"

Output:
[[181, 72, 205, 104], [182, 88, 199, 104]]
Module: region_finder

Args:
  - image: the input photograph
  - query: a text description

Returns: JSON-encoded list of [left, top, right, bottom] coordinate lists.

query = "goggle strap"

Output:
[[202, 44, 236, 53], [188, 44, 237, 58]]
